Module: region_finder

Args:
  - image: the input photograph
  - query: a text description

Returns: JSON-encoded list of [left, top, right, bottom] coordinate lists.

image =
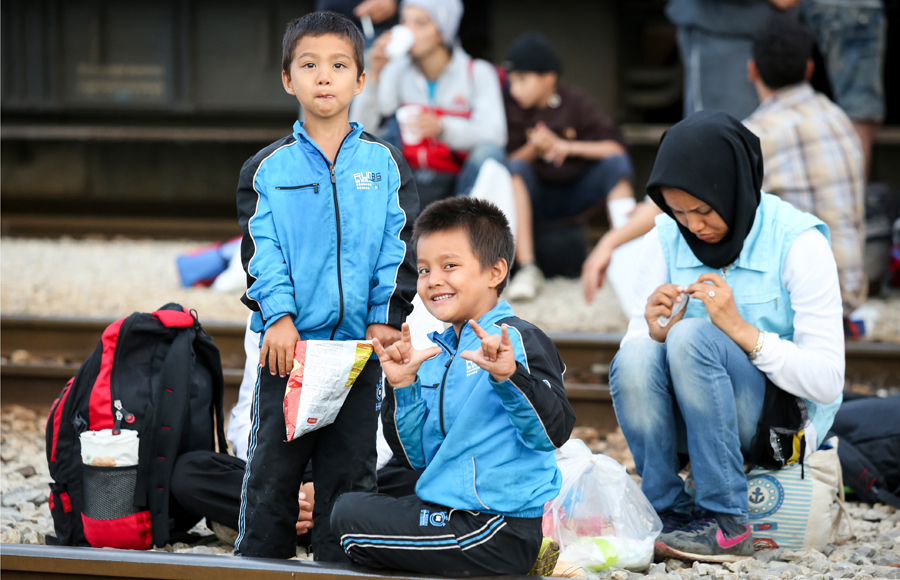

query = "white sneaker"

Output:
[[506, 264, 544, 302]]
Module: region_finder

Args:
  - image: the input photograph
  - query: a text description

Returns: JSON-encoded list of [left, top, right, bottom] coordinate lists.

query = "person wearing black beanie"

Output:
[[502, 32, 636, 302]]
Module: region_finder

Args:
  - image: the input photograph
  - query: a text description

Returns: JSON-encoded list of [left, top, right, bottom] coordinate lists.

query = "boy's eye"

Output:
[[301, 62, 315, 69], [444, 263, 456, 270], [417, 267, 429, 275], [334, 63, 346, 69]]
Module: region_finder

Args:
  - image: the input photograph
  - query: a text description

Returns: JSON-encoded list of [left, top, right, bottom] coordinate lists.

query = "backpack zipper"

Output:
[[311, 132, 352, 340], [108, 316, 137, 435], [275, 183, 319, 193], [112, 399, 136, 435]]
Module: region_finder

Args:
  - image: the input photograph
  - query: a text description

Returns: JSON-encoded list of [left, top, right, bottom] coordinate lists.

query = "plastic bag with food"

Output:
[[283, 340, 374, 441], [544, 439, 662, 576], [79, 429, 139, 467]]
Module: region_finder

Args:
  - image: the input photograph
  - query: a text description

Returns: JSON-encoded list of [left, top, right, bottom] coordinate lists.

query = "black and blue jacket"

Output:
[[382, 301, 576, 518], [237, 121, 419, 338]]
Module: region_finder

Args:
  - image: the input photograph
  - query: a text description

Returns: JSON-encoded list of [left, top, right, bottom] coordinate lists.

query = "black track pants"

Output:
[[331, 492, 543, 576], [234, 357, 380, 561]]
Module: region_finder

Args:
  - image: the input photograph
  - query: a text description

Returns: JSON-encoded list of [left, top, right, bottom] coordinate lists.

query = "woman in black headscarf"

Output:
[[609, 111, 844, 562]]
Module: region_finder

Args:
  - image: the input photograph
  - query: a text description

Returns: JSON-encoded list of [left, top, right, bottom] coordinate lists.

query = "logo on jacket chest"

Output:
[[465, 359, 480, 377], [353, 171, 382, 190]]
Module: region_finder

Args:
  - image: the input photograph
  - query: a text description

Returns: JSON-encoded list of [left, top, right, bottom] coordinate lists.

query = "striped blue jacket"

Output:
[[382, 301, 576, 518], [237, 121, 419, 339]]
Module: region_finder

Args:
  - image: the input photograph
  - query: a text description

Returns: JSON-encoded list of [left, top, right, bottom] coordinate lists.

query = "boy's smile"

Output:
[[282, 33, 365, 121], [416, 229, 507, 335]]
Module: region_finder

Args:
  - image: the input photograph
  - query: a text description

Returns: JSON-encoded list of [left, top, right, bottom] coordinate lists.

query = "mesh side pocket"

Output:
[[82, 464, 142, 520]]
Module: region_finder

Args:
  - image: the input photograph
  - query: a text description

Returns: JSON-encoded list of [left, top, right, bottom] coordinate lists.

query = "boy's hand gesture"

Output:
[[372, 323, 441, 389], [460, 321, 517, 383]]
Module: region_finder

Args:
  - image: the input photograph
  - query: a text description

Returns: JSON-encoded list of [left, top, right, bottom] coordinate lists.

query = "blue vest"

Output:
[[655, 193, 842, 446]]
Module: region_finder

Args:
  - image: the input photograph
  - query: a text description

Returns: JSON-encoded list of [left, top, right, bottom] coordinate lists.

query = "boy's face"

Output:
[[401, 6, 444, 59], [508, 71, 556, 109], [416, 229, 507, 329], [282, 33, 365, 121]]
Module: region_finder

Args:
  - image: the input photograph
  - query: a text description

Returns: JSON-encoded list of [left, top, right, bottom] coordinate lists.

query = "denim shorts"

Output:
[[507, 156, 634, 223], [802, 0, 886, 121]]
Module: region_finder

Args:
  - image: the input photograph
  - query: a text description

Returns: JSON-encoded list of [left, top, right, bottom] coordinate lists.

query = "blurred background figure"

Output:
[[354, 0, 506, 208], [501, 32, 635, 301], [800, 0, 886, 179], [744, 13, 867, 331]]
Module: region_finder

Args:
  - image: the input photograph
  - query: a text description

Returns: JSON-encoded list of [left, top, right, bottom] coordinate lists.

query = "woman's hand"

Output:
[[368, 31, 392, 81], [372, 323, 441, 388], [645, 283, 689, 342], [684, 273, 759, 352]]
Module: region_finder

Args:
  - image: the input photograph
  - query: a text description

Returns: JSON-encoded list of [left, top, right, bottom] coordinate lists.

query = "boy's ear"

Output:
[[282, 70, 296, 95], [488, 258, 509, 291], [355, 70, 367, 97]]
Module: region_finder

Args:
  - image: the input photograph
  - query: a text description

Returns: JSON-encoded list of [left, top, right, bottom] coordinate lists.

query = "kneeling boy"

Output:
[[332, 198, 576, 576]]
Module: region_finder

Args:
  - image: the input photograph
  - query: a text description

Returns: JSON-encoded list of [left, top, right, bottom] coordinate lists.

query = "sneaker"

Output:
[[654, 511, 753, 563], [506, 264, 544, 302], [658, 510, 694, 534], [211, 520, 239, 547], [528, 537, 560, 576]]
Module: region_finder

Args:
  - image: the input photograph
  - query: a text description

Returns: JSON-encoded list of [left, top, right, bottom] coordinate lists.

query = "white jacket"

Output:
[[355, 46, 507, 152]]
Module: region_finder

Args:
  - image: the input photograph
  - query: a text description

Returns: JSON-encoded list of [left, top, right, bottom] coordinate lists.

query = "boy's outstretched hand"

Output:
[[260, 315, 300, 378], [372, 323, 441, 389], [460, 321, 517, 383]]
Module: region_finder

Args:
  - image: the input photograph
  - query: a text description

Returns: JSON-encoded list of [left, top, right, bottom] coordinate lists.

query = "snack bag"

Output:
[[283, 340, 374, 441], [79, 429, 139, 467], [543, 440, 662, 576]]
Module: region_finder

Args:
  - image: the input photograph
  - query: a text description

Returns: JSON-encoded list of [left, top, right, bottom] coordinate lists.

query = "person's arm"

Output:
[[366, 142, 419, 331], [237, 152, 296, 330], [582, 200, 663, 302], [619, 227, 670, 345], [381, 377, 429, 469], [439, 60, 507, 150], [751, 228, 845, 404], [507, 141, 540, 163]]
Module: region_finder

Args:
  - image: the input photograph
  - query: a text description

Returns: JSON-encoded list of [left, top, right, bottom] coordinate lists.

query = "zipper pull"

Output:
[[113, 400, 135, 435], [314, 183, 319, 193], [330, 166, 336, 184]]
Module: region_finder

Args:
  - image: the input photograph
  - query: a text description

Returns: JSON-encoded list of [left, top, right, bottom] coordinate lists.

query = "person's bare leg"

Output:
[[852, 120, 879, 181], [512, 174, 535, 265]]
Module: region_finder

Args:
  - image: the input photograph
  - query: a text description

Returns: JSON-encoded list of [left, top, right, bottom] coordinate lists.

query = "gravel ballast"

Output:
[[2, 405, 899, 578]]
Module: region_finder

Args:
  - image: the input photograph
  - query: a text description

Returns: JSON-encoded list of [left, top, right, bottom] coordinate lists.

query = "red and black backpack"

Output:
[[45, 303, 227, 549]]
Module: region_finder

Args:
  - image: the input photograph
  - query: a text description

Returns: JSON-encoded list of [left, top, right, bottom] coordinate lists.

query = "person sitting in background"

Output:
[[355, 0, 506, 208], [611, 111, 844, 562], [501, 33, 635, 302], [744, 13, 867, 327]]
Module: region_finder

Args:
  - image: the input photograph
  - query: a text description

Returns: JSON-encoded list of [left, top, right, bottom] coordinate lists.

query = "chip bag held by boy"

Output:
[[283, 340, 374, 441]]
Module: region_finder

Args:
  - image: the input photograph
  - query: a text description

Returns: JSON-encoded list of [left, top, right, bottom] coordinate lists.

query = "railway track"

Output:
[[0, 543, 455, 580]]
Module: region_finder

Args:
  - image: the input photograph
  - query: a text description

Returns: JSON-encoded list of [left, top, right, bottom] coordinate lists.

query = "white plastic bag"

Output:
[[79, 429, 139, 467], [544, 440, 662, 575], [470, 157, 517, 237]]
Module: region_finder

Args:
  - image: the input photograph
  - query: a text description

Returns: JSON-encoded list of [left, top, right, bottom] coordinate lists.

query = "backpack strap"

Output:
[[134, 327, 196, 547]]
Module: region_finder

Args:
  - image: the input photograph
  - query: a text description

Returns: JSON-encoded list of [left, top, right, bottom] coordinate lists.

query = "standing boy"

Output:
[[332, 197, 576, 576], [235, 12, 418, 561]]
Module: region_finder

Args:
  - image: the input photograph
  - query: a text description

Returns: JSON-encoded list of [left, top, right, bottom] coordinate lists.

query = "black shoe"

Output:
[[658, 510, 694, 534]]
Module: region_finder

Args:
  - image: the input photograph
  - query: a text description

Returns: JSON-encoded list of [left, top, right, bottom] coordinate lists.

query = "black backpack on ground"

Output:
[[45, 303, 228, 548], [827, 393, 900, 509]]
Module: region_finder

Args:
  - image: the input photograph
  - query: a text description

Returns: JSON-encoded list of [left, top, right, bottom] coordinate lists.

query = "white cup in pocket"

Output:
[[386, 25, 415, 60], [80, 429, 140, 467], [396, 104, 425, 145]]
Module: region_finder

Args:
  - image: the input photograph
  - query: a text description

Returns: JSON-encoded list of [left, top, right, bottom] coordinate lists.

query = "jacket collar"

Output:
[[291, 121, 363, 162], [428, 300, 514, 352], [674, 194, 771, 273]]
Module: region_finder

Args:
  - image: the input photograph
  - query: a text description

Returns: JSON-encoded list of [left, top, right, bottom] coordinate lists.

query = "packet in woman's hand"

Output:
[[283, 340, 374, 441]]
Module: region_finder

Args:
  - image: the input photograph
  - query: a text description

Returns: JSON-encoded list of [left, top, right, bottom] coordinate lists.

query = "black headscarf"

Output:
[[646, 110, 764, 270]]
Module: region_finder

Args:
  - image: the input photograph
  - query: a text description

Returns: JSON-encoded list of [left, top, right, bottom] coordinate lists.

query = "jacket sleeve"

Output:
[[237, 151, 296, 330], [489, 326, 575, 451], [381, 378, 428, 469], [367, 142, 420, 329], [439, 59, 508, 151]]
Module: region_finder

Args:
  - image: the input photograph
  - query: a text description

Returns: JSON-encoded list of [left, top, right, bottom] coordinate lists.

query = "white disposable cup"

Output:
[[396, 104, 424, 145], [386, 25, 415, 60]]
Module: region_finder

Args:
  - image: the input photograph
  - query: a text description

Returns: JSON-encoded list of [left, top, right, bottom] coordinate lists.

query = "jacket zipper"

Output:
[[471, 457, 491, 510], [275, 183, 319, 193], [431, 336, 454, 437], [313, 132, 353, 340]]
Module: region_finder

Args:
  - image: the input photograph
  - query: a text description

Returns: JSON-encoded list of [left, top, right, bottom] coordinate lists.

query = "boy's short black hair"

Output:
[[752, 14, 813, 90], [413, 197, 516, 294], [282, 12, 365, 78]]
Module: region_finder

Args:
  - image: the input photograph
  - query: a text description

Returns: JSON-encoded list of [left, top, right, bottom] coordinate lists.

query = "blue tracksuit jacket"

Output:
[[237, 121, 419, 338], [382, 301, 576, 518]]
